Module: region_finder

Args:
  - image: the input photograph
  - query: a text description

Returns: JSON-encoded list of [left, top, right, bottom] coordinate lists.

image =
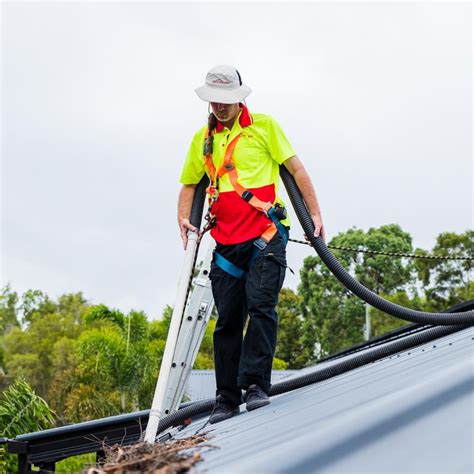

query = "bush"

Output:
[[0, 379, 55, 472]]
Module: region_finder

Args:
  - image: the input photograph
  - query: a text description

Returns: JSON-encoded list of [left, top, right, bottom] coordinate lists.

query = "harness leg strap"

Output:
[[215, 252, 247, 280]]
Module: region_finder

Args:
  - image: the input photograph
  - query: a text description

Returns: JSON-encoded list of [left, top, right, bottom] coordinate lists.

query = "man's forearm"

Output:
[[178, 185, 196, 224], [292, 167, 322, 219], [177, 184, 198, 249], [283, 155, 325, 240]]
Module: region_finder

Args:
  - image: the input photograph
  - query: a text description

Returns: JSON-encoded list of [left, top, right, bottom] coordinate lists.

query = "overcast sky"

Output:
[[1, 1, 472, 319]]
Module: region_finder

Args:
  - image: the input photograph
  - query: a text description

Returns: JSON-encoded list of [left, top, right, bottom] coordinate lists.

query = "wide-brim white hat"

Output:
[[195, 64, 252, 104]]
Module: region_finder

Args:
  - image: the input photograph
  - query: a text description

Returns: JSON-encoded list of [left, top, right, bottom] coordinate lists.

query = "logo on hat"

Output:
[[212, 78, 231, 84]]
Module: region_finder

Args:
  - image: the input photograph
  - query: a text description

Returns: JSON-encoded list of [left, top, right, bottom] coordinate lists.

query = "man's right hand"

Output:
[[179, 218, 197, 250]]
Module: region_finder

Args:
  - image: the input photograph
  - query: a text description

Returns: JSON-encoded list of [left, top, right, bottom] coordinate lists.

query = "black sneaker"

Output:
[[245, 384, 270, 411], [209, 395, 240, 424]]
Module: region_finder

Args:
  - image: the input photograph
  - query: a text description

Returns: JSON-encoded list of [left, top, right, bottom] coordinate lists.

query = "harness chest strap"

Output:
[[204, 131, 279, 242]]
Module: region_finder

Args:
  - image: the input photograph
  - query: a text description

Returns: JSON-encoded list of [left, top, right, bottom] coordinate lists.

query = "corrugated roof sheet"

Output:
[[177, 327, 474, 473]]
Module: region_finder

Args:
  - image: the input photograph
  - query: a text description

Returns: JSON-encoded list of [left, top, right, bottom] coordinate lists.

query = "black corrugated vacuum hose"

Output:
[[190, 169, 473, 325], [189, 175, 208, 229], [278, 165, 474, 326]]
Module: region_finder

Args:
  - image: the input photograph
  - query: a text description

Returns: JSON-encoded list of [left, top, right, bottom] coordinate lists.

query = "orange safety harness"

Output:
[[203, 132, 283, 242], [202, 130, 288, 279]]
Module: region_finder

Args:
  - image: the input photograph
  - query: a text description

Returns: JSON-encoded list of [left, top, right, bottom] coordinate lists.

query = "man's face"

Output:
[[210, 102, 240, 123]]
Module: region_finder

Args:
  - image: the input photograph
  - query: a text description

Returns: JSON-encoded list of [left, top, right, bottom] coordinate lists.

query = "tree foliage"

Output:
[[0, 285, 20, 336], [20, 289, 56, 325], [275, 288, 312, 369], [0, 293, 176, 424], [3, 308, 82, 399], [368, 291, 423, 338], [300, 224, 417, 357], [53, 305, 171, 420], [0, 379, 55, 472], [414, 230, 473, 311]]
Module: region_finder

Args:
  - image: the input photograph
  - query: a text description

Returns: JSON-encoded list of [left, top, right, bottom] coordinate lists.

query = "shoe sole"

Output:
[[209, 408, 240, 424], [246, 399, 270, 412]]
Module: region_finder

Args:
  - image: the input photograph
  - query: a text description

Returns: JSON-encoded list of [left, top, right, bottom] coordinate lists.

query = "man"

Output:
[[178, 65, 325, 424]]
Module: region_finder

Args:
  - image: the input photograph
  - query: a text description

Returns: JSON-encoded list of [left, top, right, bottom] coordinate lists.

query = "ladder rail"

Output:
[[144, 238, 215, 443], [163, 243, 215, 415]]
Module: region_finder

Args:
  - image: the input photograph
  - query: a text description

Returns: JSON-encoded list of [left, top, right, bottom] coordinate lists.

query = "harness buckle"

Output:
[[206, 186, 219, 201], [262, 202, 273, 217], [253, 238, 267, 251], [274, 203, 287, 221], [241, 190, 254, 202], [202, 215, 216, 234]]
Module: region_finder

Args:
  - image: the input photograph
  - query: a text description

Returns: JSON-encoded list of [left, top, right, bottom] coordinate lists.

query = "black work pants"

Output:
[[209, 229, 288, 405]]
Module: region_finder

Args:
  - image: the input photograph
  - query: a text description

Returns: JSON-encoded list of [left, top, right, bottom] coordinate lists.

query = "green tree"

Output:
[[368, 291, 424, 338], [137, 337, 166, 408], [1, 289, 181, 424], [193, 319, 216, 369], [272, 357, 288, 369], [275, 288, 312, 369], [56, 453, 96, 473], [57, 292, 90, 323], [1, 289, 90, 417], [0, 379, 55, 472], [299, 224, 415, 357], [64, 383, 122, 423], [414, 230, 473, 311], [77, 318, 143, 412], [82, 304, 126, 329], [0, 285, 20, 336], [20, 289, 56, 324], [3, 311, 81, 398], [333, 224, 415, 294], [57, 304, 171, 418]]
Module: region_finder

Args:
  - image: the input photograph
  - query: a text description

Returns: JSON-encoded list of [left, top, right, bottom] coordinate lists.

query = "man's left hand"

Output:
[[312, 214, 326, 243]]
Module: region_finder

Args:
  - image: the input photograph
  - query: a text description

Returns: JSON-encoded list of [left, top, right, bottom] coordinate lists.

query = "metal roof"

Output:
[[177, 326, 474, 473]]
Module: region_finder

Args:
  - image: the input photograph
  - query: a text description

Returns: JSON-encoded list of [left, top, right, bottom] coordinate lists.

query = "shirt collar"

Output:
[[215, 103, 253, 133]]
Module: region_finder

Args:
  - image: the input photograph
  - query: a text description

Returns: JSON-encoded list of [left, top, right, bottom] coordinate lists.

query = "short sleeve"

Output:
[[180, 128, 206, 185], [265, 116, 296, 165]]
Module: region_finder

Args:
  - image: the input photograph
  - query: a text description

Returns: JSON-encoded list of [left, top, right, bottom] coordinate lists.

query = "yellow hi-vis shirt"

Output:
[[180, 105, 295, 244]]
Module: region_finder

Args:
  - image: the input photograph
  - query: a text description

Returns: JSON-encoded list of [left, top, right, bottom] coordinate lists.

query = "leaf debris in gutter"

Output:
[[83, 433, 214, 474]]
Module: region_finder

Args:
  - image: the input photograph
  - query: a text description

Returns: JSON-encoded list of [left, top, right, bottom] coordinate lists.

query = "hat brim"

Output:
[[195, 84, 252, 104]]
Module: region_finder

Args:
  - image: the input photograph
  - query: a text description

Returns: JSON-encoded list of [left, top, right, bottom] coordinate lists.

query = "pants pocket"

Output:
[[260, 253, 286, 291]]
